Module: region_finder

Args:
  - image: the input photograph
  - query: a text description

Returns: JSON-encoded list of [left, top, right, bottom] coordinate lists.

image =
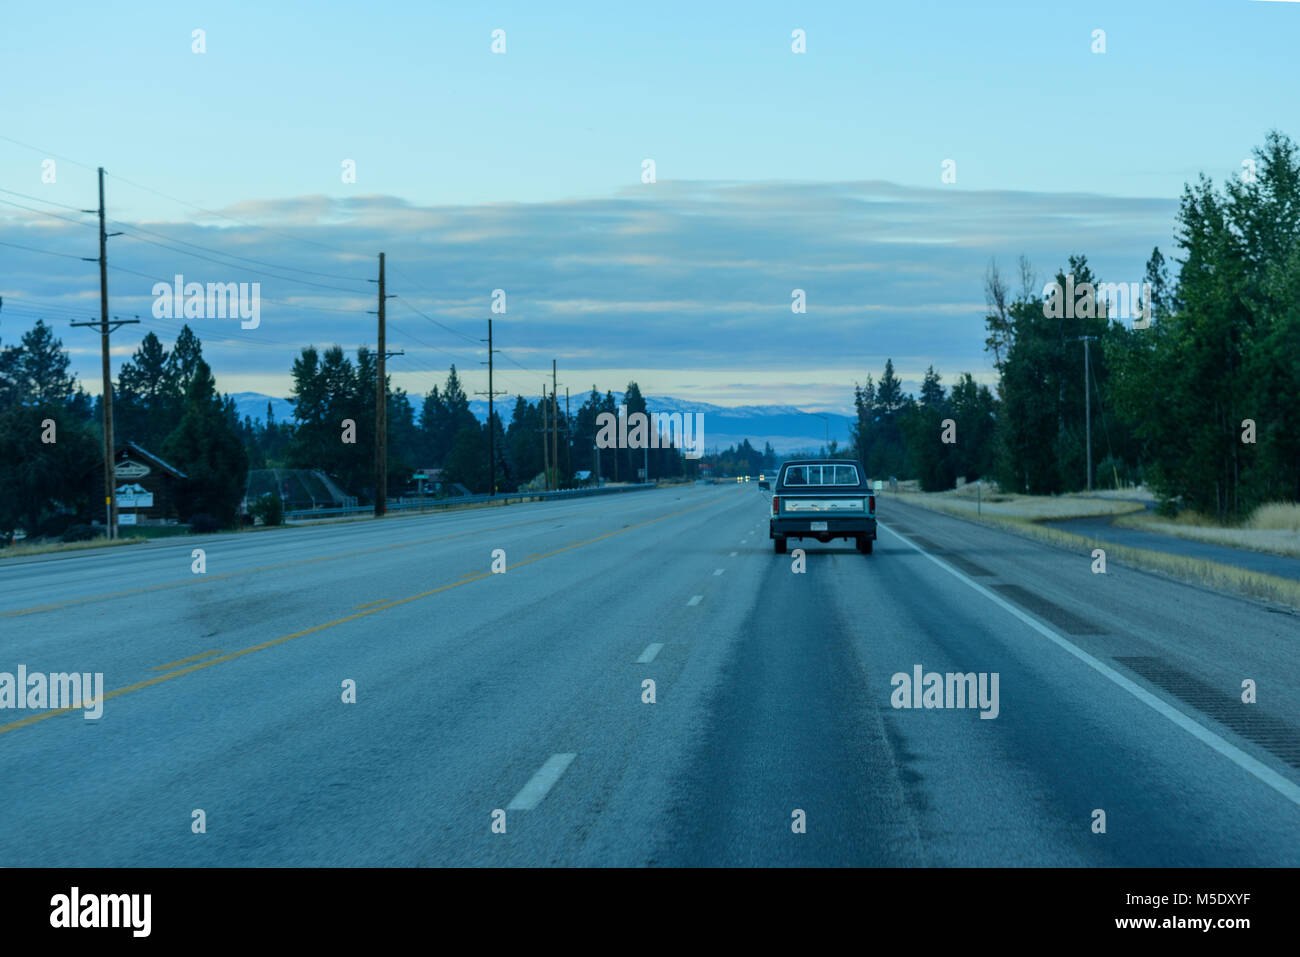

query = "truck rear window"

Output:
[[783, 464, 860, 486]]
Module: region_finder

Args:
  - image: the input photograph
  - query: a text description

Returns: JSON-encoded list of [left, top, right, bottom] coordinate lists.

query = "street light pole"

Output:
[[1070, 335, 1098, 492], [800, 410, 830, 450]]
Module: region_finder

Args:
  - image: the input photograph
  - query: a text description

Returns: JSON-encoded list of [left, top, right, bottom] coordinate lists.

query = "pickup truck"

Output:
[[769, 458, 877, 554]]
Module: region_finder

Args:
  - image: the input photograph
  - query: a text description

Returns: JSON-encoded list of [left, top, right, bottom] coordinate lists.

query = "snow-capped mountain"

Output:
[[229, 392, 853, 455], [229, 393, 296, 423]]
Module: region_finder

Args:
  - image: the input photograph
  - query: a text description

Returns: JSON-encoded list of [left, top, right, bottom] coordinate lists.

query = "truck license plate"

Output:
[[810, 521, 828, 531]]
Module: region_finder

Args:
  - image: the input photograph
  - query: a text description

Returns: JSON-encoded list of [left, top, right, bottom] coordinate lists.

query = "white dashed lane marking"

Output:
[[636, 643, 663, 663], [507, 754, 577, 811], [687, 595, 702, 606]]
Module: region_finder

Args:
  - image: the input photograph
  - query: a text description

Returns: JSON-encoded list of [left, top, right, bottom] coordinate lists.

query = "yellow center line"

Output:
[[0, 494, 722, 737], [0, 508, 602, 619], [150, 649, 225, 672], [352, 599, 387, 611]]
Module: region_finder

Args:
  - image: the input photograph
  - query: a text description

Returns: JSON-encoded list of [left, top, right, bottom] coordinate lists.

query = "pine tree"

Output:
[[163, 359, 250, 527], [116, 331, 179, 448]]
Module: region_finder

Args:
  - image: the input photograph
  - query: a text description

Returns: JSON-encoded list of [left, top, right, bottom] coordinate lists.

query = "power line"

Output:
[[385, 271, 549, 378], [0, 196, 97, 228], [104, 263, 369, 315], [134, 315, 303, 348], [0, 133, 101, 172], [3, 184, 370, 289], [106, 171, 356, 255], [385, 316, 482, 366], [0, 132, 358, 261], [2, 139, 568, 414], [0, 307, 96, 326], [1, 185, 369, 289], [0, 186, 97, 214], [108, 220, 371, 284], [391, 295, 480, 344], [0, 294, 99, 317], [496, 348, 548, 379], [0, 238, 92, 261], [112, 226, 371, 293]]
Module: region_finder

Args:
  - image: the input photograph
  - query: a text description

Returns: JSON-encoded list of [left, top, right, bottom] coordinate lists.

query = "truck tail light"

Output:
[[868, 495, 875, 514], [772, 495, 779, 516]]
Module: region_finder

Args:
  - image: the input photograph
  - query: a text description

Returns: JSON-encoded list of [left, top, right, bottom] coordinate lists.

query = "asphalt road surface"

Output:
[[2, 485, 1297, 866]]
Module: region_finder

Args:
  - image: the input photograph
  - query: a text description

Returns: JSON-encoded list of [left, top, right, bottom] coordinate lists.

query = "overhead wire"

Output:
[[1, 137, 518, 395], [0, 196, 97, 228], [111, 225, 372, 293], [0, 238, 92, 261]]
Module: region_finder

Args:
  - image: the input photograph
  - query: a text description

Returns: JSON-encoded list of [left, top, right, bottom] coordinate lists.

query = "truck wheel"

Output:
[[774, 537, 786, 554], [858, 534, 873, 554]]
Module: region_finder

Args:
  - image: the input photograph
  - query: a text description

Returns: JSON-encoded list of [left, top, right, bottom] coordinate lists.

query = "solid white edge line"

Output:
[[687, 595, 702, 606], [506, 753, 577, 810], [636, 642, 664, 663], [878, 521, 1300, 808], [713, 568, 725, 576]]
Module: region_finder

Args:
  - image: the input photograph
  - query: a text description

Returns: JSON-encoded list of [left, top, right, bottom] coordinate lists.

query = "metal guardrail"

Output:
[[282, 483, 658, 520]]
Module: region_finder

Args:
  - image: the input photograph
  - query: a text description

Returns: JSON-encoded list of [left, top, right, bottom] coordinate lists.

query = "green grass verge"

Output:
[[1113, 510, 1300, 559], [892, 493, 1300, 611], [894, 489, 1145, 522]]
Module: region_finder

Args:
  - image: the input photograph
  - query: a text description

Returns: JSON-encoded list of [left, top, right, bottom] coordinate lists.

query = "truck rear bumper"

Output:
[[770, 517, 876, 540]]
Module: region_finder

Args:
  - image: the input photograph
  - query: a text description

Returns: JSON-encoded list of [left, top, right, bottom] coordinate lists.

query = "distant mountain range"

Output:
[[228, 392, 854, 455]]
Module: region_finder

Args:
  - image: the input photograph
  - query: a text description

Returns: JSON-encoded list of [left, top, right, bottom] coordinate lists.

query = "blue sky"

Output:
[[2, 0, 1296, 412]]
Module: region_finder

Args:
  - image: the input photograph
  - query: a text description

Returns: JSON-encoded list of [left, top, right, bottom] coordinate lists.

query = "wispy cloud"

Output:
[[1, 179, 1177, 410]]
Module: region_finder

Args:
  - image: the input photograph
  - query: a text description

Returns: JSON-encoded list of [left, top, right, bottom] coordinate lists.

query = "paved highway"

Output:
[[1, 484, 1297, 866]]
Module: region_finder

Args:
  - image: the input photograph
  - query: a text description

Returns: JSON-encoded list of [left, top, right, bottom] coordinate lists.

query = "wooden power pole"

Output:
[[368, 253, 400, 516], [375, 253, 387, 516], [541, 384, 550, 490], [476, 319, 505, 495], [71, 167, 134, 539], [551, 360, 559, 490]]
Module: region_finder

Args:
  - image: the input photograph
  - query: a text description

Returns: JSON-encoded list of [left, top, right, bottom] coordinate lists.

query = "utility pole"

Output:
[[541, 384, 550, 490], [376, 253, 387, 516], [565, 387, 571, 484], [367, 253, 400, 516], [476, 319, 505, 495], [1070, 335, 1098, 492], [1083, 337, 1093, 493], [551, 360, 559, 490], [71, 167, 133, 539]]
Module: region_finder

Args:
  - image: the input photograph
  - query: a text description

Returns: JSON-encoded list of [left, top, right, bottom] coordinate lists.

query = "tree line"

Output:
[[14, 132, 1290, 537], [854, 132, 1299, 520], [0, 321, 249, 538], [0, 321, 707, 539], [850, 358, 998, 491], [264, 353, 696, 497]]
